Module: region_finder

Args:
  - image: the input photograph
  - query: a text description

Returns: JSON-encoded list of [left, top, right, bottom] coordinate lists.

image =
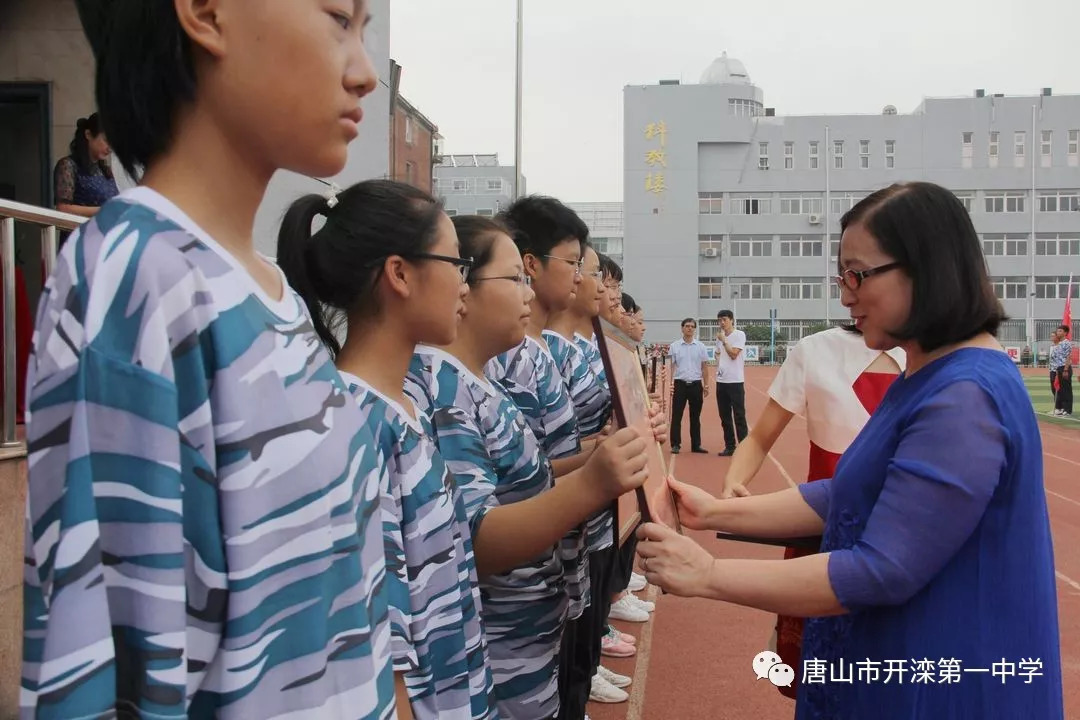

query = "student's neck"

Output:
[[546, 309, 578, 339], [141, 107, 272, 264], [526, 299, 551, 340], [442, 324, 497, 379], [336, 321, 416, 411], [574, 316, 594, 339]]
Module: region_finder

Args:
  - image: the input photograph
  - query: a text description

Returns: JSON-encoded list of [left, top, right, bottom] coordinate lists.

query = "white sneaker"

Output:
[[628, 572, 647, 592], [590, 673, 629, 703], [598, 664, 632, 688], [608, 594, 649, 622], [628, 594, 655, 613]]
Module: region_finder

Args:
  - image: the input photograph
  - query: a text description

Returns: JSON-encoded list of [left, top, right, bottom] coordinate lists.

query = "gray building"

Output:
[[569, 202, 624, 267], [624, 53, 1080, 351], [434, 154, 522, 218]]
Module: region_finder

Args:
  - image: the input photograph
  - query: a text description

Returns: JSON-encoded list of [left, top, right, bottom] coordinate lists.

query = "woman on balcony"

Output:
[[52, 112, 118, 217]]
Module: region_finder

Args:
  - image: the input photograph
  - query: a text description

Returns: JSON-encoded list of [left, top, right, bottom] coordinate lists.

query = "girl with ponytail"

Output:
[[24, 2, 395, 718], [277, 179, 497, 720]]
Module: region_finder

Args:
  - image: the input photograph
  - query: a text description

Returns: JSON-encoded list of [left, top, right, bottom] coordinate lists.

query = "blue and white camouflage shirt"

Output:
[[341, 372, 496, 720], [546, 330, 614, 555], [407, 346, 567, 720], [21, 188, 395, 719], [486, 335, 589, 619]]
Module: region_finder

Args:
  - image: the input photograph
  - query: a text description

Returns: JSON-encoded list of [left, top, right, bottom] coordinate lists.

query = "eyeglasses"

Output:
[[834, 262, 902, 291], [472, 273, 532, 287], [409, 253, 474, 282], [543, 254, 583, 276], [583, 270, 604, 281]]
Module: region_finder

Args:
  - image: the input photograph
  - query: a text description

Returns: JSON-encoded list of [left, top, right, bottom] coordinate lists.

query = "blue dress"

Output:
[[797, 348, 1063, 719]]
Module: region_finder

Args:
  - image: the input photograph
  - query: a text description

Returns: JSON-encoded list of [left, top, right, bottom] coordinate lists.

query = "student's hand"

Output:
[[587, 427, 649, 501], [703, 383, 710, 398], [647, 404, 668, 445], [720, 483, 752, 499]]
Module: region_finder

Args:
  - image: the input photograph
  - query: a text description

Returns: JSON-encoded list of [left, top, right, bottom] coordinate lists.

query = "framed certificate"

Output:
[[592, 317, 682, 545]]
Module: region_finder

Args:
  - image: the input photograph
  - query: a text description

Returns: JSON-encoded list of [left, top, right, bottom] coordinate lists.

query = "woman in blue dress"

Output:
[[636, 181, 1063, 719], [53, 112, 119, 217]]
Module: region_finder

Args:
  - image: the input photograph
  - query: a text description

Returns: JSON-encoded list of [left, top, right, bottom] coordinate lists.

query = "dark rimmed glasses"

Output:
[[408, 253, 474, 282], [834, 262, 902, 291]]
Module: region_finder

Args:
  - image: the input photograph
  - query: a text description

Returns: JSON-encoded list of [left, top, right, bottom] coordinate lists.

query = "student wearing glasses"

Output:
[[638, 182, 1062, 720], [406, 216, 649, 719], [278, 180, 495, 719]]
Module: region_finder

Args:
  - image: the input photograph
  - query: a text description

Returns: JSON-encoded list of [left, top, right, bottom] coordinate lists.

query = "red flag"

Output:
[[1063, 277, 1073, 334]]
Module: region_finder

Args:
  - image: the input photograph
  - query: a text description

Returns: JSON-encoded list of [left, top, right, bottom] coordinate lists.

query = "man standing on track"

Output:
[[668, 318, 710, 454], [714, 309, 748, 456]]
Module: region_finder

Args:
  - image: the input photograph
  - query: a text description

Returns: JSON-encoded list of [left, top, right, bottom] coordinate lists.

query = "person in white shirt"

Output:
[[669, 318, 711, 454], [714, 309, 747, 456]]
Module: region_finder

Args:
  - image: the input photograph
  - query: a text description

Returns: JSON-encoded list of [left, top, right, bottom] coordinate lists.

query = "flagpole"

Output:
[[513, 0, 524, 201]]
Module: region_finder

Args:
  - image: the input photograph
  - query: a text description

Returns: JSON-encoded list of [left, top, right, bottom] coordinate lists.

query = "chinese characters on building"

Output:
[[645, 121, 667, 195], [801, 658, 1044, 685]]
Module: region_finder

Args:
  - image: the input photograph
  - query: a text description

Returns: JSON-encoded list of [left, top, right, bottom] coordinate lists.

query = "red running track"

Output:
[[589, 365, 1080, 720]]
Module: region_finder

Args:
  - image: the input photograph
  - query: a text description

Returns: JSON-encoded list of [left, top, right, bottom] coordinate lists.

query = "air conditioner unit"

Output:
[[808, 213, 822, 225], [702, 247, 719, 258]]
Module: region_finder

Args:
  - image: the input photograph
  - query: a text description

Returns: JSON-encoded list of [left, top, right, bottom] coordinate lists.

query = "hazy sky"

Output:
[[389, 0, 1080, 202]]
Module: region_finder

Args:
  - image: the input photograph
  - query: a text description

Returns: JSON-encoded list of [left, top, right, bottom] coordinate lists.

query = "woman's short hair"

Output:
[[840, 182, 1005, 352]]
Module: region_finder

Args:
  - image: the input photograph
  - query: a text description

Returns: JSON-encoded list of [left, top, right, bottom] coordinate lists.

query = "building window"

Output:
[[487, 179, 503, 192], [784, 142, 794, 170], [730, 195, 772, 215], [779, 194, 823, 215], [831, 192, 864, 216], [1038, 190, 1080, 213], [729, 278, 773, 300], [961, 131, 974, 168], [1014, 131, 1026, 168], [1041, 130, 1053, 168], [405, 115, 415, 145], [730, 235, 773, 256], [859, 139, 870, 169], [729, 98, 762, 117], [592, 237, 624, 255], [885, 139, 895, 169], [953, 191, 974, 212], [444, 209, 458, 217], [984, 192, 1025, 213], [991, 277, 1028, 300], [809, 141, 819, 170], [758, 142, 769, 170], [989, 131, 1000, 168], [779, 277, 824, 300], [1035, 275, 1080, 299], [452, 179, 468, 193], [698, 234, 723, 256], [698, 192, 723, 214], [829, 236, 840, 261], [477, 208, 495, 218], [1069, 130, 1079, 166], [779, 236, 823, 257], [699, 277, 724, 299], [833, 140, 844, 170], [982, 234, 1028, 256], [404, 161, 417, 186], [1035, 233, 1080, 256], [830, 283, 841, 299]]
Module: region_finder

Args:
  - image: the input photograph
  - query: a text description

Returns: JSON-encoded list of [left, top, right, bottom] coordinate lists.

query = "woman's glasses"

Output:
[[834, 262, 902, 291], [471, 272, 532, 287]]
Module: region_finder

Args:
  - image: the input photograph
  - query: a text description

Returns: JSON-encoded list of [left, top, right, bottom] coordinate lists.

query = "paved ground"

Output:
[[588, 364, 1079, 720]]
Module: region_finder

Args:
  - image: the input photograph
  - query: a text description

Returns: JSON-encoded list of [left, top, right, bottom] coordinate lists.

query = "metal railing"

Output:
[[1, 199, 86, 454]]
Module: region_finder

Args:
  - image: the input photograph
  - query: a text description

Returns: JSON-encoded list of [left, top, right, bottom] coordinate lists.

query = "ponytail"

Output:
[[277, 194, 344, 357]]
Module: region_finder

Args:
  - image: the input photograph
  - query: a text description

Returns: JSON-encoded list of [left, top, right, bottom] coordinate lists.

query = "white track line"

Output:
[[1047, 490, 1080, 508], [1057, 571, 1080, 594], [1046, 452, 1080, 469], [625, 584, 661, 720]]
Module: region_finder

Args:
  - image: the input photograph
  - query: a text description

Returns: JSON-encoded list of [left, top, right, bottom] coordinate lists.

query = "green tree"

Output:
[[742, 324, 786, 344]]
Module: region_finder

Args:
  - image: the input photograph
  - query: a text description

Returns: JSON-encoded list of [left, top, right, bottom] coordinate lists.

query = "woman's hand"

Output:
[[636, 522, 715, 597], [666, 475, 719, 530]]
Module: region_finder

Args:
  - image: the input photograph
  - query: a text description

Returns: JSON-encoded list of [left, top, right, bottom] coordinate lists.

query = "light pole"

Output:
[[513, 0, 524, 200]]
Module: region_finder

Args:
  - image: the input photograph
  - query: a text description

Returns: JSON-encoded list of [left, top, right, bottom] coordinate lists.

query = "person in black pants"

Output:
[[668, 318, 710, 454], [1050, 324, 1073, 417], [714, 309, 749, 455]]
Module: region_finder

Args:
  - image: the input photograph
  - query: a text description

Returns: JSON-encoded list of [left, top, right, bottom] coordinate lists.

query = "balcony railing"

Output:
[[0, 199, 86, 457]]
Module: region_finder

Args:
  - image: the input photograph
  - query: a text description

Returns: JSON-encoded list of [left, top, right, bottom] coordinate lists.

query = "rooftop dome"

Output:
[[700, 52, 751, 85]]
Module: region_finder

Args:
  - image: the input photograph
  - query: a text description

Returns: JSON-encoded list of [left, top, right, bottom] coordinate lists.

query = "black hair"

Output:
[[498, 195, 588, 260], [276, 180, 443, 358], [718, 310, 734, 321], [69, 112, 113, 179], [598, 252, 623, 283], [681, 317, 696, 327], [841, 182, 1005, 352], [76, 0, 197, 179], [452, 215, 510, 285], [1059, 324, 1071, 336], [621, 292, 636, 313]]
